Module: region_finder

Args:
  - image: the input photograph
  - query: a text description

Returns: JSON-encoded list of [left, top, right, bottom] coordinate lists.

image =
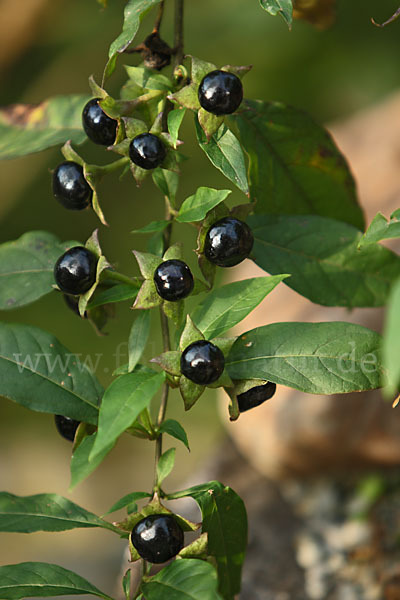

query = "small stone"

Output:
[[324, 521, 371, 552], [296, 532, 327, 568]]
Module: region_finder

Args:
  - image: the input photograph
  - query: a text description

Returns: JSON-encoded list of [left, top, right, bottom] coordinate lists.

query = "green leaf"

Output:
[[179, 376, 204, 410], [168, 482, 247, 599], [148, 232, 165, 256], [167, 108, 186, 148], [0, 322, 101, 424], [195, 119, 249, 195], [169, 83, 200, 111], [0, 492, 118, 534], [132, 220, 169, 234], [125, 66, 172, 91], [152, 169, 179, 206], [159, 419, 189, 450], [358, 211, 400, 248], [382, 277, 400, 395], [0, 231, 79, 310], [90, 368, 165, 461], [250, 214, 400, 307], [128, 310, 151, 372], [133, 279, 161, 310], [133, 250, 162, 279], [191, 56, 218, 85], [177, 187, 232, 223], [70, 433, 114, 490], [104, 491, 151, 516], [198, 109, 224, 141], [227, 321, 383, 394], [87, 283, 140, 310], [140, 559, 222, 600], [260, 0, 293, 27], [0, 95, 90, 160], [180, 315, 205, 352], [192, 275, 288, 339], [229, 100, 364, 229], [0, 562, 113, 599], [156, 447, 176, 486], [105, 0, 162, 79], [151, 350, 181, 376], [122, 569, 131, 600]]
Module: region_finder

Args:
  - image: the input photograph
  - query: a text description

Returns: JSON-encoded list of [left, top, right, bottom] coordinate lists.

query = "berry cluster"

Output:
[[49, 65, 276, 577]]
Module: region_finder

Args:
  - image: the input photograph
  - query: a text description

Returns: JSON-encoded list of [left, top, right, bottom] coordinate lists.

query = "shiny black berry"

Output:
[[130, 514, 184, 564], [129, 133, 166, 170], [181, 340, 225, 385], [204, 217, 254, 267], [198, 70, 243, 116], [237, 382, 277, 413], [52, 161, 92, 210], [154, 259, 194, 302], [54, 247, 98, 295], [82, 98, 117, 146], [54, 415, 80, 442]]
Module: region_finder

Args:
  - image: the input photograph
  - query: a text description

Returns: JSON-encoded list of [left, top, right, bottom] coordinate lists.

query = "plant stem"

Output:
[[174, 0, 184, 67], [154, 0, 165, 32], [100, 156, 130, 174], [104, 270, 141, 287], [153, 204, 174, 492]]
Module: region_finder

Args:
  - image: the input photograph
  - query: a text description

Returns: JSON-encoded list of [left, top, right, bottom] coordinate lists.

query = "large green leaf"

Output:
[[227, 322, 383, 394], [250, 214, 400, 307], [0, 493, 118, 534], [229, 100, 364, 229], [0, 322, 101, 424], [0, 231, 79, 310], [70, 433, 114, 490], [0, 95, 89, 160], [192, 275, 288, 339], [260, 0, 293, 27], [195, 119, 249, 196], [128, 310, 151, 372], [0, 562, 112, 599], [382, 277, 400, 395], [105, 0, 162, 79], [177, 187, 232, 223], [90, 367, 165, 461], [169, 482, 247, 600], [140, 559, 222, 600]]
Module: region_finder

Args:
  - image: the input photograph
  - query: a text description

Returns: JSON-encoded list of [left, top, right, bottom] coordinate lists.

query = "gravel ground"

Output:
[[193, 438, 400, 600]]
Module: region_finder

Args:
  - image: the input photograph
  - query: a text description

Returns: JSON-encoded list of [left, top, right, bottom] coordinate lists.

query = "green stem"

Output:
[[104, 270, 142, 287], [100, 156, 130, 174], [153, 205, 174, 492], [174, 0, 184, 67]]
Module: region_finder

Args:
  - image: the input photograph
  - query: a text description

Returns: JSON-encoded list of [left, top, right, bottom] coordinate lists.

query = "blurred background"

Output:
[[0, 0, 400, 595]]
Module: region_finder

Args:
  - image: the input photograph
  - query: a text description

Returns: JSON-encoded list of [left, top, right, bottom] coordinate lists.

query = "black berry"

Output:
[[54, 415, 80, 442], [237, 382, 277, 413], [198, 70, 243, 116], [82, 98, 117, 146], [52, 161, 92, 210], [129, 133, 166, 170], [204, 217, 254, 267], [130, 514, 184, 564], [154, 259, 194, 302], [54, 247, 98, 295], [181, 340, 225, 385]]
